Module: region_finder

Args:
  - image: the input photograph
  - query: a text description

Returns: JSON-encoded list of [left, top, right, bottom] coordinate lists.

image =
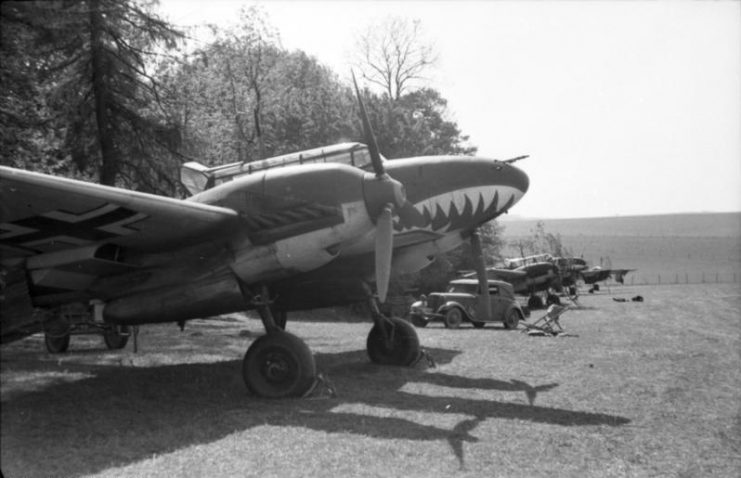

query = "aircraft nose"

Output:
[[500, 161, 529, 196]]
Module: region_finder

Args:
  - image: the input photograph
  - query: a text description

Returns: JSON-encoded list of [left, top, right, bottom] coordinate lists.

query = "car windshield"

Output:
[[448, 283, 476, 294]]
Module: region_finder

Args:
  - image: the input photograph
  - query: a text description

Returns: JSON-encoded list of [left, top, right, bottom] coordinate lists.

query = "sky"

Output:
[[156, 0, 741, 219]]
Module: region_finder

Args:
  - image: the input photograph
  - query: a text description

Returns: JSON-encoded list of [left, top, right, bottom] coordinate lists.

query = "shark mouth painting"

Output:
[[394, 185, 521, 232]]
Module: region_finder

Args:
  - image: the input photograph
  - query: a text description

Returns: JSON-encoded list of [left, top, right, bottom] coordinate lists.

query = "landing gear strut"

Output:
[[238, 282, 316, 398]]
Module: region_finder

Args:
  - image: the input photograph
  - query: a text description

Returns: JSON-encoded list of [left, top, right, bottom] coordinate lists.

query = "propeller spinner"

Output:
[[352, 72, 406, 303]]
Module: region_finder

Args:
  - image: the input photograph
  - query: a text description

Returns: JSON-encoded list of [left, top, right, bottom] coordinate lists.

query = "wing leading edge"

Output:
[[0, 166, 240, 259]]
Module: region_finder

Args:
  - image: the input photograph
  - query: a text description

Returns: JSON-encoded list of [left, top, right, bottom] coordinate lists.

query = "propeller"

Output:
[[375, 205, 394, 303], [352, 71, 406, 303], [352, 71, 386, 178]]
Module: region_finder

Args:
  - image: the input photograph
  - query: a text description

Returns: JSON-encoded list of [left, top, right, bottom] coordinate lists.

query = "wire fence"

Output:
[[626, 271, 739, 286]]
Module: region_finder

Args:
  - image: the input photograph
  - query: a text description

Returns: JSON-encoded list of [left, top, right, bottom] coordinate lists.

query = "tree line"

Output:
[[1, 0, 507, 294], [1, 2, 474, 192]]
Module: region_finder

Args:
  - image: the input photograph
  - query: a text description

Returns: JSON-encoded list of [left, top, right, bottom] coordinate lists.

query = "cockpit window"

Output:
[[181, 143, 379, 193]]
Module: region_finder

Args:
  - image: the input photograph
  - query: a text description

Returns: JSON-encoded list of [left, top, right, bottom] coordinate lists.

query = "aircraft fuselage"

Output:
[[102, 155, 528, 323]]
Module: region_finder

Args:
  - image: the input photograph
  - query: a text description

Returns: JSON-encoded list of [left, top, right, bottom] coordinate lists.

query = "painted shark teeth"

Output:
[[398, 185, 522, 232]]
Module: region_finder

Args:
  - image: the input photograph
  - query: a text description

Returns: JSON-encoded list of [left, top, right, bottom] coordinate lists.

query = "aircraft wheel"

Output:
[[409, 313, 428, 328], [45, 332, 70, 354], [367, 317, 420, 366], [472, 320, 485, 329], [444, 308, 463, 329], [242, 330, 316, 398], [527, 295, 544, 310], [104, 325, 130, 350], [503, 309, 521, 330]]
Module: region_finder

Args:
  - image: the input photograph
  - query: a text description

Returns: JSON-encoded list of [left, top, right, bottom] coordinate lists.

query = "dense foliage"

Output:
[[1, 0, 183, 193]]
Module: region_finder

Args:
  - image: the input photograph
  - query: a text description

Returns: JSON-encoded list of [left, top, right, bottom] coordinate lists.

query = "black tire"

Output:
[[444, 308, 463, 329], [104, 325, 130, 350], [45, 332, 70, 354], [472, 320, 485, 329], [367, 317, 420, 366], [410, 314, 428, 328], [503, 309, 521, 330], [242, 330, 316, 398], [528, 295, 544, 310]]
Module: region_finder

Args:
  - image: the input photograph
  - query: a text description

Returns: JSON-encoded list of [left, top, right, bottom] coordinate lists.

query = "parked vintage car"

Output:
[[408, 279, 526, 329]]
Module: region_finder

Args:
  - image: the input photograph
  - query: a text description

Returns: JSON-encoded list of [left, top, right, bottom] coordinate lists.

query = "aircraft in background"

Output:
[[463, 253, 635, 307], [0, 77, 529, 398], [463, 254, 562, 309]]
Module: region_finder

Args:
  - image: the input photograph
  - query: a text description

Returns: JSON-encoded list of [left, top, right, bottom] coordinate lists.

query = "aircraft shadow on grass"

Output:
[[1, 347, 629, 476]]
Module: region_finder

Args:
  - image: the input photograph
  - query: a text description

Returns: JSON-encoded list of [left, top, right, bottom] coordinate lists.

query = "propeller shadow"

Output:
[[1, 347, 629, 476]]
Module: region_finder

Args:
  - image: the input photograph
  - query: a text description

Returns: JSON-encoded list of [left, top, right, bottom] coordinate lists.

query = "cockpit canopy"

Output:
[[180, 143, 380, 195]]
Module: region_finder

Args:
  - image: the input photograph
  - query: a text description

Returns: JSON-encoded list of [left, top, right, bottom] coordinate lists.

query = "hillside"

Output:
[[499, 212, 741, 238], [498, 212, 741, 285]]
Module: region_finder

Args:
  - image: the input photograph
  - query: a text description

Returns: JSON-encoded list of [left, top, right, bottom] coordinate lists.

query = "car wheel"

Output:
[[444, 308, 463, 329], [503, 309, 521, 330]]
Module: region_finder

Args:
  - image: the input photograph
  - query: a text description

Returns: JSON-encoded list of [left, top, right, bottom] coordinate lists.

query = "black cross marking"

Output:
[[0, 206, 144, 252]]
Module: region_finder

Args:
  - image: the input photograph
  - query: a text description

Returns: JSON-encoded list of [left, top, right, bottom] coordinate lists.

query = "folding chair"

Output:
[[520, 304, 569, 336]]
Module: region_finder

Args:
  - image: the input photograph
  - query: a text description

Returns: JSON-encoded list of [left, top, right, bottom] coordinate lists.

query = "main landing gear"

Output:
[[238, 283, 315, 398], [366, 299, 420, 366], [238, 282, 421, 398], [43, 306, 131, 354]]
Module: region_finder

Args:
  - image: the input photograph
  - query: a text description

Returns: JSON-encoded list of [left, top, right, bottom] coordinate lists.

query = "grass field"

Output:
[[1, 283, 740, 477]]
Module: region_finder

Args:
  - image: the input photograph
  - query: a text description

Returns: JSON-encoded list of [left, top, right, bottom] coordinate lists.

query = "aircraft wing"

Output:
[[610, 269, 635, 284], [1, 166, 240, 259]]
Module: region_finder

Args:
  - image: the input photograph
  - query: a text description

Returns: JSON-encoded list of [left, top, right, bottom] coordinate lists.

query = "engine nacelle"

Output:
[[103, 273, 244, 324], [193, 162, 394, 282]]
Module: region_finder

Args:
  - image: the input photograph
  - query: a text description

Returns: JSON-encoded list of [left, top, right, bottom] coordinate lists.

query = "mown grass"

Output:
[[1, 284, 740, 478]]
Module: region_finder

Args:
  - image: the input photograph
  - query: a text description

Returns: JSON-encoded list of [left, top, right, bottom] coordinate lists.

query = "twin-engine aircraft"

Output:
[[0, 78, 529, 398], [469, 254, 635, 308]]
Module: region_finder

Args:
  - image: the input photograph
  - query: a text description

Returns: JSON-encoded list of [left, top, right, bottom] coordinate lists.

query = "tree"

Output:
[[160, 10, 357, 167], [2, 0, 184, 193], [353, 16, 436, 100], [0, 2, 67, 174], [510, 221, 573, 258], [372, 88, 476, 158]]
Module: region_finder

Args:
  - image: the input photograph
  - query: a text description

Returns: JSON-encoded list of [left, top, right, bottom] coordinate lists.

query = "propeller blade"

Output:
[[351, 71, 385, 178], [375, 205, 394, 303]]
